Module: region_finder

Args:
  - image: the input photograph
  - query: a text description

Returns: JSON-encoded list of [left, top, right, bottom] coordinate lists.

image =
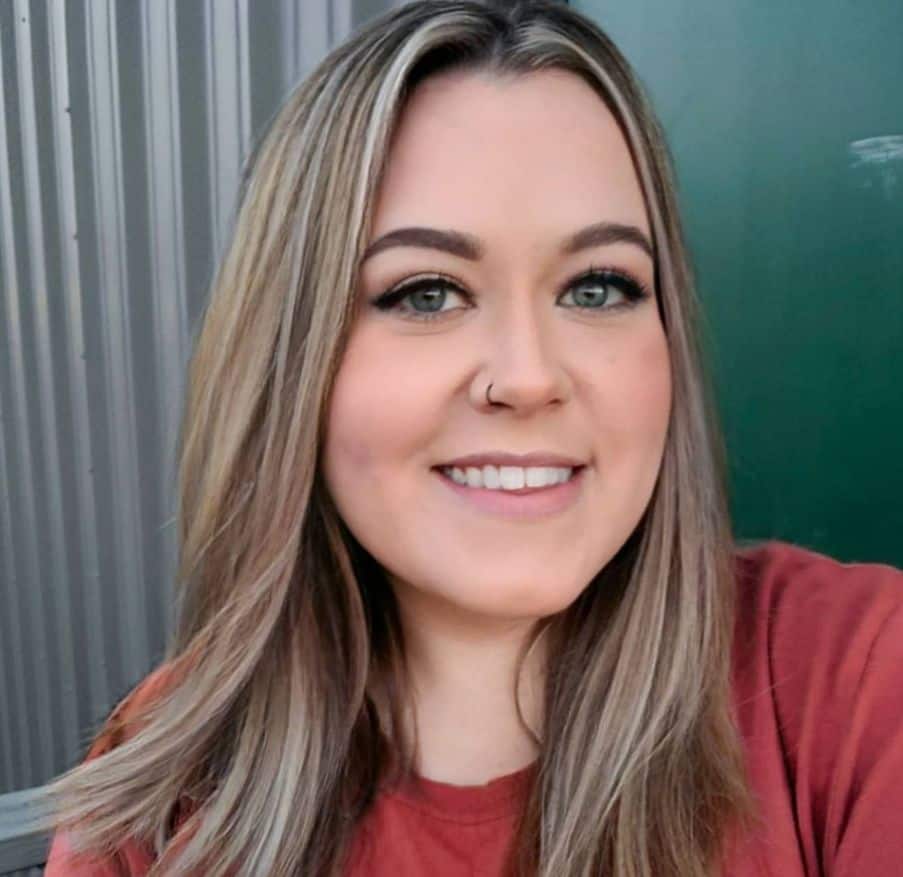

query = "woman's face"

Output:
[[323, 69, 671, 625]]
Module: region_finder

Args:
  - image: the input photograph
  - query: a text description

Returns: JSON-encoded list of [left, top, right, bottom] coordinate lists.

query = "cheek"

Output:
[[321, 330, 434, 516], [321, 365, 392, 555], [628, 328, 672, 435], [630, 332, 672, 503], [591, 324, 672, 483], [322, 360, 376, 484], [323, 373, 377, 503]]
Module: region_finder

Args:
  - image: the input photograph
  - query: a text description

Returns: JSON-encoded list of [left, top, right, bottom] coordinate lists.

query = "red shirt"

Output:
[[46, 540, 903, 875]]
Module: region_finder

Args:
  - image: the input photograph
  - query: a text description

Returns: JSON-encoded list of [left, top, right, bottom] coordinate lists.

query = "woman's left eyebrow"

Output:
[[359, 220, 654, 266], [563, 221, 654, 261]]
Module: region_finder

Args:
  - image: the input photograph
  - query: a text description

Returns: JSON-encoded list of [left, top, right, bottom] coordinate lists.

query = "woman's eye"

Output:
[[560, 272, 647, 311], [371, 268, 650, 323], [372, 276, 467, 322]]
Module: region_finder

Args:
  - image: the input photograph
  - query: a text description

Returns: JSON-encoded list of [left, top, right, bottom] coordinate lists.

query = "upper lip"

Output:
[[436, 451, 587, 469]]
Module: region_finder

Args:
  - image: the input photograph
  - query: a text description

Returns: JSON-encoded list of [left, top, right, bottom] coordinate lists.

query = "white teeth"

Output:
[[442, 464, 575, 490]]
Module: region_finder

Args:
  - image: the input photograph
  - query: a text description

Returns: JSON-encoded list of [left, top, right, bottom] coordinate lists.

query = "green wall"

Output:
[[576, 0, 903, 567]]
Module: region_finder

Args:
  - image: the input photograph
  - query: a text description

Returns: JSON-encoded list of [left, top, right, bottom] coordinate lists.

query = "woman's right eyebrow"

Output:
[[359, 220, 654, 266]]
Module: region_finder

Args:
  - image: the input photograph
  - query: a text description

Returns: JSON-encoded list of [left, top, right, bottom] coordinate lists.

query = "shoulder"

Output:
[[730, 539, 903, 864], [732, 538, 903, 661], [733, 537, 903, 604], [45, 660, 195, 875], [85, 659, 185, 761], [731, 539, 903, 706]]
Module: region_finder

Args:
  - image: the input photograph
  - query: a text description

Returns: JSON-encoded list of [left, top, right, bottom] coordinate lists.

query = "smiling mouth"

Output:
[[430, 464, 587, 520], [431, 464, 586, 495]]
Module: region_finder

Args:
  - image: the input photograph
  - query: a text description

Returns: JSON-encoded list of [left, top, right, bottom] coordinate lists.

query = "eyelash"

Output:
[[370, 265, 652, 323]]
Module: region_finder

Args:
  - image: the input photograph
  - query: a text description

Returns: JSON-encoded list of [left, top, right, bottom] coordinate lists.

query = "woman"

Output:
[[39, 1, 903, 875]]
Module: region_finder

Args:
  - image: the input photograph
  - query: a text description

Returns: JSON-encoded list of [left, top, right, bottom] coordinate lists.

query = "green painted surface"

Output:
[[576, 0, 903, 567]]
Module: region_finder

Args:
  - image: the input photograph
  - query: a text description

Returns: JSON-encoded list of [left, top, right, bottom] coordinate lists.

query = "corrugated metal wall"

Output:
[[0, 0, 404, 871]]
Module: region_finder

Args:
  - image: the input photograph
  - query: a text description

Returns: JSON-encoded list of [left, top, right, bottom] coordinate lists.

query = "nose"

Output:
[[475, 301, 569, 414]]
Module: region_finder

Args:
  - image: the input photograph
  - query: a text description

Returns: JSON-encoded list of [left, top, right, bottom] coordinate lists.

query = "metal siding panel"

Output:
[[283, 0, 330, 89], [84, 0, 150, 687], [0, 0, 399, 864], [172, 0, 214, 353], [0, 2, 31, 793], [45, 0, 110, 736], [204, 0, 252, 263], [13, 0, 78, 778], [0, 785, 52, 873], [2, 1, 46, 791], [333, 0, 353, 42], [140, 0, 185, 648], [14, 0, 80, 777], [0, 395, 19, 788]]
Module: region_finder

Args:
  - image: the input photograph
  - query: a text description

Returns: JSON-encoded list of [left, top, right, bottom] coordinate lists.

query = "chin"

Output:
[[462, 588, 580, 622]]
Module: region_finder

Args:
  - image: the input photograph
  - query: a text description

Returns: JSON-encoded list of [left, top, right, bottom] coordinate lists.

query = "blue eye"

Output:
[[373, 275, 465, 321], [371, 267, 651, 323]]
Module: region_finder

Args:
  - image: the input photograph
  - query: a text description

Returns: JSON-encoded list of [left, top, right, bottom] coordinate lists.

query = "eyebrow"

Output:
[[359, 220, 655, 265]]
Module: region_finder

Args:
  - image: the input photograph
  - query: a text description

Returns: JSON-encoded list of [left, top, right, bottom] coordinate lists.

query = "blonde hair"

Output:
[[37, 1, 760, 874]]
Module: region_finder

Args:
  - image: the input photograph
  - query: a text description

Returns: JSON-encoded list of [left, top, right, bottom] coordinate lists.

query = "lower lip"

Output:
[[432, 466, 587, 520]]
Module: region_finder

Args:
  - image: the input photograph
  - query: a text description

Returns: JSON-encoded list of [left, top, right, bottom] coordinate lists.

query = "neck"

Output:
[[389, 576, 547, 785]]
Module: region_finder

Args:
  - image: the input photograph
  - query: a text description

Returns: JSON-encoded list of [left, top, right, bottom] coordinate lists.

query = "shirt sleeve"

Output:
[[43, 664, 178, 875], [45, 829, 144, 876], [827, 601, 903, 874]]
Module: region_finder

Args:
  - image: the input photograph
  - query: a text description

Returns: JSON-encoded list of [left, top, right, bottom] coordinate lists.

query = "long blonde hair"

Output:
[[37, 1, 760, 874]]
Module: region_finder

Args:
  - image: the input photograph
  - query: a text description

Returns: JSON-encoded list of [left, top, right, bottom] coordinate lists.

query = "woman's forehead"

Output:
[[370, 68, 652, 245]]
